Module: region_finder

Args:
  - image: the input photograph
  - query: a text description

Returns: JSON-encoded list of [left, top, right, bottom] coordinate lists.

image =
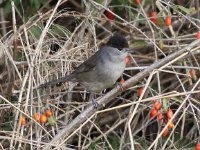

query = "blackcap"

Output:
[[40, 34, 129, 94]]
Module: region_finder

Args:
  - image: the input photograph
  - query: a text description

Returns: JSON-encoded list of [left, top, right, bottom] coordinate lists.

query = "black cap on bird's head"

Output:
[[106, 34, 129, 50]]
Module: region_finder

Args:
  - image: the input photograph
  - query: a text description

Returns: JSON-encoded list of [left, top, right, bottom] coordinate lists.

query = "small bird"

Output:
[[40, 34, 129, 106]]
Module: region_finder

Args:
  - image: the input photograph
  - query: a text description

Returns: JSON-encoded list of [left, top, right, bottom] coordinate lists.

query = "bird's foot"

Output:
[[91, 98, 100, 109], [115, 82, 124, 92]]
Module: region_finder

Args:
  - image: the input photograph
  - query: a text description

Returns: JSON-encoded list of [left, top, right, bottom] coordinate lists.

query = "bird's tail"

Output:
[[39, 75, 75, 88]]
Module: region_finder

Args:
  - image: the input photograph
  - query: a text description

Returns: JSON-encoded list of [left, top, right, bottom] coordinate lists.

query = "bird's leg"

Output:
[[89, 93, 99, 109]]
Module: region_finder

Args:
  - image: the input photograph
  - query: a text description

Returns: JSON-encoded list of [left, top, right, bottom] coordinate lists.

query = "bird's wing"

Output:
[[72, 50, 101, 74]]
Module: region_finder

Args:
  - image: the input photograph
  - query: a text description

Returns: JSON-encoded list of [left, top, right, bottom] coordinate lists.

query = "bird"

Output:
[[39, 34, 129, 106]]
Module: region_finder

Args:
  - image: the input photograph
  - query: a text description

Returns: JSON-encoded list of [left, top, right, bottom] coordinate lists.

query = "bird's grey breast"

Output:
[[77, 46, 127, 92], [96, 46, 127, 86]]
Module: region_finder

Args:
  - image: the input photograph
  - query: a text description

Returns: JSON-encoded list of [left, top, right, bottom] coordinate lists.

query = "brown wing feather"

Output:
[[72, 50, 101, 74]]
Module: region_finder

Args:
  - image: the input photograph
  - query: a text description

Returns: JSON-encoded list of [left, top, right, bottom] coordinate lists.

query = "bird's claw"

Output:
[[92, 98, 100, 109], [115, 82, 124, 92]]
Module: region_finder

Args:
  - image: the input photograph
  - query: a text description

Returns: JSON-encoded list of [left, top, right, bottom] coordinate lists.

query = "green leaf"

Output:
[[174, 5, 196, 15], [2, 122, 13, 131], [2, 116, 15, 131], [2, 0, 21, 14], [88, 142, 96, 150], [132, 40, 148, 48], [49, 24, 71, 37], [171, 97, 182, 103], [29, 23, 43, 39], [41, 0, 49, 7], [155, 18, 165, 27], [110, 136, 120, 149], [116, 0, 129, 5], [153, 11, 165, 27], [48, 116, 56, 126], [162, 98, 169, 111], [96, 0, 104, 4], [33, 0, 42, 10]]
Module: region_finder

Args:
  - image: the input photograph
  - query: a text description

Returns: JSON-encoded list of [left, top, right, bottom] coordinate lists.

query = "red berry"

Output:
[[34, 114, 39, 121], [119, 79, 125, 84], [138, 88, 143, 97], [40, 114, 47, 123], [134, 0, 142, 5], [154, 100, 161, 110], [149, 11, 157, 23], [189, 69, 196, 78], [196, 143, 200, 150], [165, 16, 172, 26], [168, 121, 174, 129], [104, 10, 115, 20], [162, 128, 169, 137], [21, 117, 26, 125], [166, 109, 173, 119], [196, 31, 200, 39], [150, 109, 158, 119], [46, 110, 53, 117]]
